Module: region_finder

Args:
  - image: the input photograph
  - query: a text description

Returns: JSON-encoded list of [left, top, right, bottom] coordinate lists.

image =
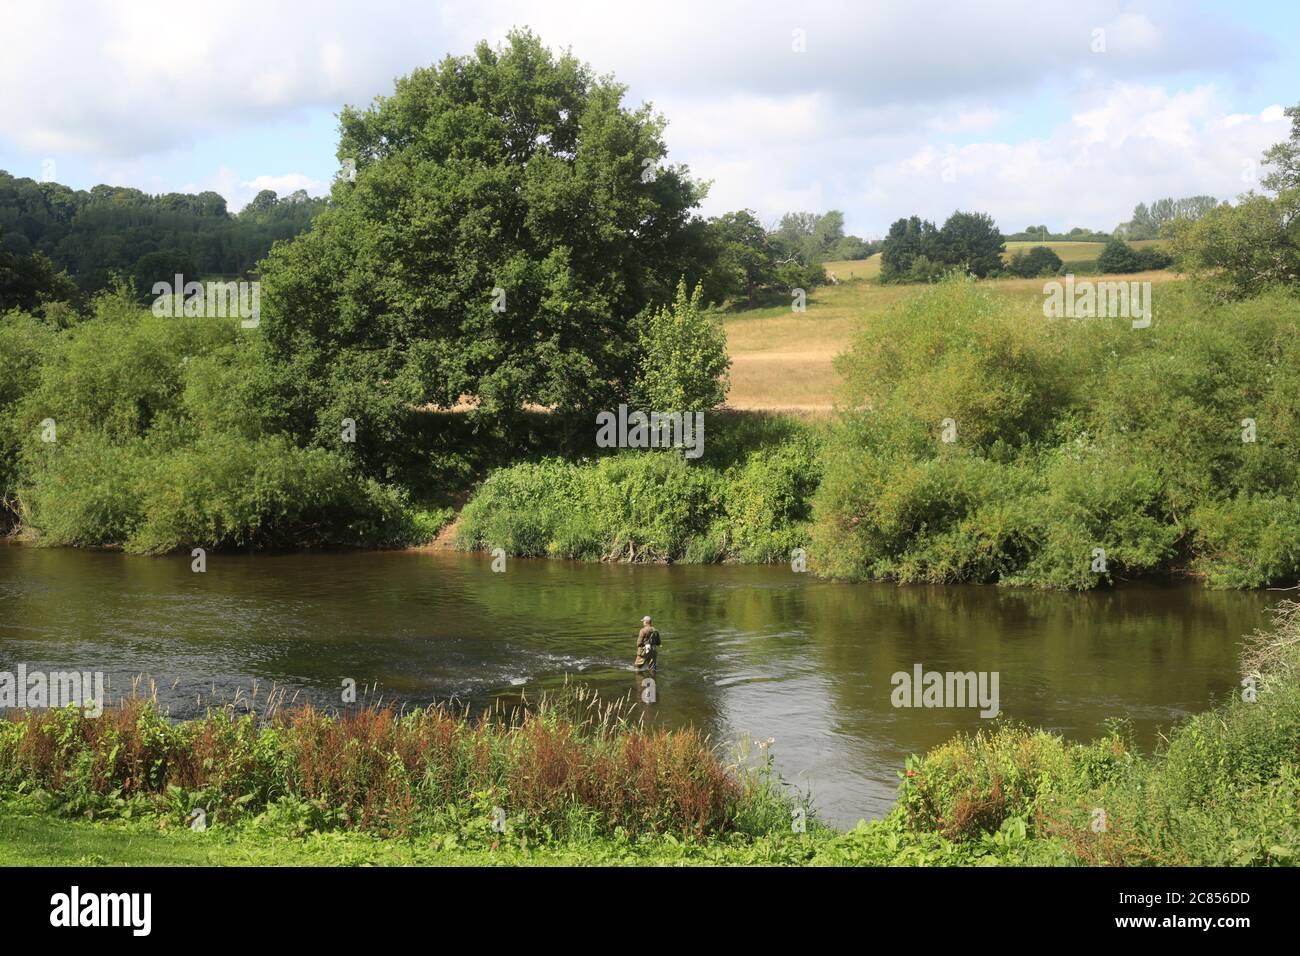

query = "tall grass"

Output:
[[0, 685, 796, 842]]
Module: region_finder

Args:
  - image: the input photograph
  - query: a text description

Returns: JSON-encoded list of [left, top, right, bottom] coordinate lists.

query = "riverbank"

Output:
[[8, 275, 1300, 592]]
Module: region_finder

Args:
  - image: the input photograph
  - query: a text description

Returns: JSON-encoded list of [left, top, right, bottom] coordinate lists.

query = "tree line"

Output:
[[0, 171, 329, 301]]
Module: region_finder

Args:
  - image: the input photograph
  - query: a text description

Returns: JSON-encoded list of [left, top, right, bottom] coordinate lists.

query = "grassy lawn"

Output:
[[0, 800, 830, 867], [0, 798, 1078, 867]]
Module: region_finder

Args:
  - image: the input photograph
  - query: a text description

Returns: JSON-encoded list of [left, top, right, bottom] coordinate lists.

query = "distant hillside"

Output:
[[824, 256, 882, 281], [1003, 239, 1171, 273], [824, 238, 1172, 283], [0, 170, 329, 295]]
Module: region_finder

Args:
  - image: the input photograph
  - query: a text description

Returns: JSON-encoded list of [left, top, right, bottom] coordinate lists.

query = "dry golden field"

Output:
[[721, 265, 1179, 412]]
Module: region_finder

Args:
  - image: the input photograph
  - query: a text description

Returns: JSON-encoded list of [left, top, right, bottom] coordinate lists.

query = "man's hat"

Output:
[[642, 616, 652, 623]]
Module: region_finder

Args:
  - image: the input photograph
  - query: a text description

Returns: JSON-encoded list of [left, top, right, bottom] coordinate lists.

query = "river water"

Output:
[[0, 544, 1276, 828]]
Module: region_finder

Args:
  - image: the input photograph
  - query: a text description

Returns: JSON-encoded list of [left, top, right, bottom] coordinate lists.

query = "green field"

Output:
[[1001, 239, 1170, 268], [822, 239, 1171, 283], [824, 255, 882, 281]]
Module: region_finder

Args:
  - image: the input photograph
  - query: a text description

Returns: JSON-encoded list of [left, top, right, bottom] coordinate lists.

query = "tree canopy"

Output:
[[1115, 195, 1218, 240], [880, 211, 1004, 282], [257, 29, 715, 476]]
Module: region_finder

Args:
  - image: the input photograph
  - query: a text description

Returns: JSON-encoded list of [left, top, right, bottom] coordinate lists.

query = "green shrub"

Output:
[[1190, 495, 1300, 587], [834, 276, 1068, 452], [722, 437, 820, 563], [18, 430, 148, 547], [896, 724, 1087, 840], [1011, 443, 1180, 589], [1006, 245, 1063, 278], [811, 447, 1038, 583], [1096, 237, 1143, 273], [813, 276, 1300, 589], [457, 424, 820, 565], [126, 434, 416, 553], [634, 279, 730, 412], [10, 289, 433, 551]]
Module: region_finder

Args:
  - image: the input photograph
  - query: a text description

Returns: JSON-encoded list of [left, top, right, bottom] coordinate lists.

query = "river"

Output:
[[0, 544, 1276, 828]]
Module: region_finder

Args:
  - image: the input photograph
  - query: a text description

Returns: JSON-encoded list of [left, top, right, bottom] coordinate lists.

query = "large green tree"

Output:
[[879, 215, 939, 282], [933, 211, 1005, 277], [702, 210, 776, 305], [257, 30, 711, 475], [1168, 105, 1300, 297]]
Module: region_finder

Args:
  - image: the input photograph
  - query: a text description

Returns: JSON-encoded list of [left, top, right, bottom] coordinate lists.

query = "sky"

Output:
[[1, 0, 1296, 237]]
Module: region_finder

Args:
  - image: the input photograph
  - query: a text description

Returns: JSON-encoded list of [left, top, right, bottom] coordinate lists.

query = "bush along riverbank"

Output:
[[812, 276, 1300, 589], [455, 413, 822, 564], [8, 272, 1300, 593], [0, 288, 454, 552], [3, 603, 1298, 866]]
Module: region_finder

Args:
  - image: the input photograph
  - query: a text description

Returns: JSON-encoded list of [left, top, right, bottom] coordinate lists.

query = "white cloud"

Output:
[[242, 174, 326, 196], [857, 86, 1289, 235], [0, 0, 1267, 157], [925, 109, 1010, 135]]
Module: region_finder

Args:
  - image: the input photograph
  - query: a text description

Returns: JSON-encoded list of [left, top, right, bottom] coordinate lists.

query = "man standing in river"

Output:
[[635, 616, 661, 671]]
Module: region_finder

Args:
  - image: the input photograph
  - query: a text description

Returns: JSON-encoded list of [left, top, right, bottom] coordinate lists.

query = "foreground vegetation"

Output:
[[0, 685, 796, 843], [4, 601, 1298, 866]]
